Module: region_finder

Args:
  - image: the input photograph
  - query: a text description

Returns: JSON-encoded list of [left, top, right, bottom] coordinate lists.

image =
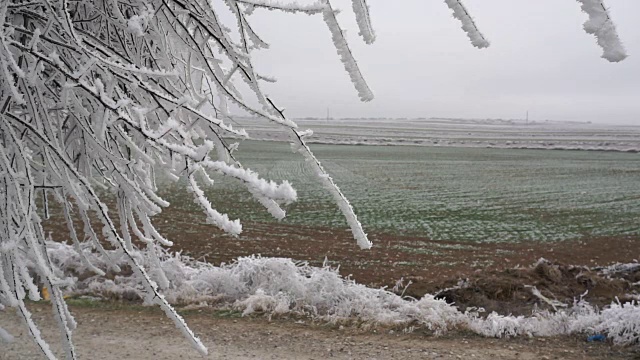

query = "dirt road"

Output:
[[1, 302, 635, 360]]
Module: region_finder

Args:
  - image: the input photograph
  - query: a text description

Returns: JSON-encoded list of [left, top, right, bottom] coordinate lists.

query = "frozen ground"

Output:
[[149, 139, 640, 243], [2, 301, 634, 360], [13, 118, 639, 359], [4, 241, 640, 359], [234, 117, 640, 152]]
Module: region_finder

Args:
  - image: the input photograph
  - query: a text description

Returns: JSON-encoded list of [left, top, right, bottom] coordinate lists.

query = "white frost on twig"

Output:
[[237, 0, 326, 14], [291, 136, 372, 249], [576, 0, 627, 62], [350, 0, 376, 44], [322, 1, 374, 102], [444, 0, 489, 49], [526, 285, 568, 311]]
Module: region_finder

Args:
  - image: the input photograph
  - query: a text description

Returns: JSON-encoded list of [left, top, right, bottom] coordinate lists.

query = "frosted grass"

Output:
[[49, 241, 640, 345], [160, 140, 640, 244]]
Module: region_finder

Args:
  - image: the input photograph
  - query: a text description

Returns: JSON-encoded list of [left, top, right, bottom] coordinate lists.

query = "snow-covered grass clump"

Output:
[[48, 241, 640, 345], [48, 242, 464, 332]]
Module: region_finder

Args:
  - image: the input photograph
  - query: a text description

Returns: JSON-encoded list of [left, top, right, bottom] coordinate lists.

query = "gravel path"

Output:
[[1, 302, 635, 360]]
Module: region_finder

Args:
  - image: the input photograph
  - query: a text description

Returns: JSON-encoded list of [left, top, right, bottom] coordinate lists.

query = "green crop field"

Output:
[[158, 140, 640, 243]]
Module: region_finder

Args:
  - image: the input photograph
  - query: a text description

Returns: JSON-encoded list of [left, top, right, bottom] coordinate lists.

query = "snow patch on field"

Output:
[[48, 242, 640, 345]]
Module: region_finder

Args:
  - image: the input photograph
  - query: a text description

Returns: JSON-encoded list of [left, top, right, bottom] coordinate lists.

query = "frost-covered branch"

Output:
[[268, 98, 371, 249], [576, 0, 628, 62], [350, 0, 375, 44], [0, 0, 377, 357], [444, 0, 489, 49], [291, 130, 371, 249], [2, 0, 630, 357], [322, 0, 374, 102], [235, 0, 326, 14]]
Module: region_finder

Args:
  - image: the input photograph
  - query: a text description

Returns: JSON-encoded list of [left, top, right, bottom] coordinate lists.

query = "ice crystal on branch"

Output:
[[0, 0, 632, 358], [576, 0, 628, 62], [444, 0, 490, 49], [0, 0, 374, 357]]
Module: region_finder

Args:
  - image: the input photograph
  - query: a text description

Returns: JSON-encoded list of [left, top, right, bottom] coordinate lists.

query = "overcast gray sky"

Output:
[[244, 0, 639, 124]]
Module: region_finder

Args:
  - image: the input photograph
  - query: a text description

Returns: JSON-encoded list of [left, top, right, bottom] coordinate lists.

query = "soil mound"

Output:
[[433, 259, 640, 316]]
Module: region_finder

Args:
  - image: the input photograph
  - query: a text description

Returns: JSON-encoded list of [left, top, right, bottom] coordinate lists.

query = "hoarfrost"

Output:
[[322, 1, 375, 102], [0, 0, 377, 355], [127, 5, 154, 36], [576, 0, 628, 62], [444, 0, 490, 49], [1, 0, 633, 357], [236, 0, 326, 14], [49, 241, 640, 345], [350, 0, 376, 44]]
